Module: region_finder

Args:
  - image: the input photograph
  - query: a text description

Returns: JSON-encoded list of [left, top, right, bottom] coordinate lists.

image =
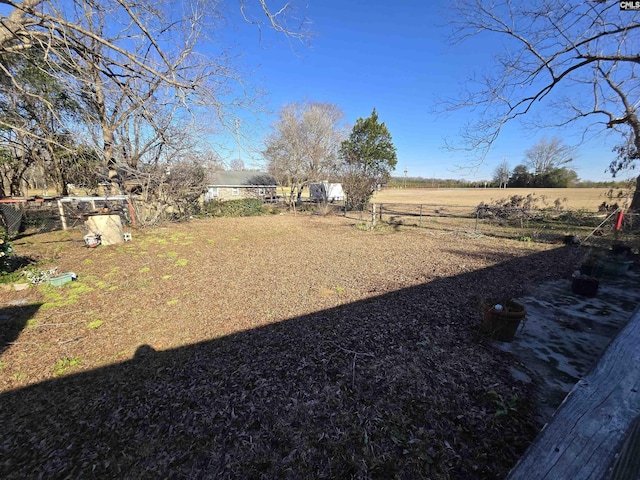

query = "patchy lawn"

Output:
[[0, 214, 581, 479]]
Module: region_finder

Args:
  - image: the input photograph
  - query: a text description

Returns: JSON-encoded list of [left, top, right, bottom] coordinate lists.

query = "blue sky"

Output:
[[0, 1, 630, 182], [223, 0, 629, 182]]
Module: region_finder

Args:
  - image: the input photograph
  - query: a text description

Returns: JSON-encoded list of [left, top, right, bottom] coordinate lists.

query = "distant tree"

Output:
[[338, 108, 397, 210], [264, 101, 345, 208], [508, 162, 578, 188], [0, 48, 83, 195], [164, 160, 207, 216], [524, 137, 573, 177], [229, 158, 245, 171], [508, 164, 532, 188], [493, 159, 510, 188], [538, 167, 579, 188]]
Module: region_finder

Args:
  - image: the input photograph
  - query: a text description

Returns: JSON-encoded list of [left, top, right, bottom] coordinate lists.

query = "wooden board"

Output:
[[508, 304, 640, 480], [85, 214, 124, 246]]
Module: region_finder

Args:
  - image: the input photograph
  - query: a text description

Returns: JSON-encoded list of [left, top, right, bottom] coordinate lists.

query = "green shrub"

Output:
[[202, 198, 264, 218]]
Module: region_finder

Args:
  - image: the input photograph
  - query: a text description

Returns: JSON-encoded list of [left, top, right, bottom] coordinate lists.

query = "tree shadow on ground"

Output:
[[0, 247, 582, 479], [443, 248, 525, 264], [0, 303, 41, 357]]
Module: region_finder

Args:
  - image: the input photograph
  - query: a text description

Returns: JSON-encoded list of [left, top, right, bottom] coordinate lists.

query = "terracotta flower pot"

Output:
[[480, 300, 526, 342]]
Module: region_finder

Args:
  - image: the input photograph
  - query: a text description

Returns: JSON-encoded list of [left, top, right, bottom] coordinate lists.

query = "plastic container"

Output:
[[47, 272, 77, 287], [84, 233, 101, 248]]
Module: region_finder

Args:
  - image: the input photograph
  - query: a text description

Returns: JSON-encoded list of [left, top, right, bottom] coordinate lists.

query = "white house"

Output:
[[205, 171, 278, 202]]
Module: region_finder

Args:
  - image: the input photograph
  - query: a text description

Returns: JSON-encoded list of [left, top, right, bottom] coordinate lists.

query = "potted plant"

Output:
[[563, 234, 580, 245], [571, 271, 599, 297], [480, 299, 526, 342], [611, 241, 632, 256], [579, 249, 604, 277]]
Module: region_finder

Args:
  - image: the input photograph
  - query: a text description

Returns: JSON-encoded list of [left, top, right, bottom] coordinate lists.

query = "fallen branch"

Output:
[[7, 336, 84, 347], [34, 321, 85, 328], [57, 337, 83, 345], [329, 341, 374, 389]]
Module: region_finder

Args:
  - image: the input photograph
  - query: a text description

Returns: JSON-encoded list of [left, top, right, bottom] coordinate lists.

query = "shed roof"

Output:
[[208, 171, 277, 187]]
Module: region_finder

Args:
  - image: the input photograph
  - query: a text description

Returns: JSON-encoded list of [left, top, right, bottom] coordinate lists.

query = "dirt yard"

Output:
[[0, 214, 582, 479]]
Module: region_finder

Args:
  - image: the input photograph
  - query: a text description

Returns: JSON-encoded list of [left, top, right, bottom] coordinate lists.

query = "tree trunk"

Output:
[[9, 176, 22, 197], [0, 170, 8, 197], [629, 130, 640, 212], [103, 130, 122, 196], [630, 174, 640, 212]]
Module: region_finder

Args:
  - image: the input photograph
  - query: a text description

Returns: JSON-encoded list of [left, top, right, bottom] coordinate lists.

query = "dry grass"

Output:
[[0, 214, 582, 479], [373, 188, 620, 211]]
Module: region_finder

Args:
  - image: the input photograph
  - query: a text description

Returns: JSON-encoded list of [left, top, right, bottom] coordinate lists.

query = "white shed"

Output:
[[309, 181, 344, 202]]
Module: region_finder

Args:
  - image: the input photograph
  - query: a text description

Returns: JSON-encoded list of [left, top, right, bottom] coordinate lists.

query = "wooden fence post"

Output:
[[419, 204, 423, 227], [127, 197, 137, 228], [57, 199, 67, 231], [371, 203, 377, 227]]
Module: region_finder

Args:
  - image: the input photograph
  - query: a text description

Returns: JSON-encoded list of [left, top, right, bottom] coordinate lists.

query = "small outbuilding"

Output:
[[309, 181, 344, 202], [204, 171, 278, 202]]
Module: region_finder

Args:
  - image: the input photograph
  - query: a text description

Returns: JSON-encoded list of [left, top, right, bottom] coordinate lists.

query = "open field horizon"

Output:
[[24, 186, 631, 213], [372, 187, 631, 211]]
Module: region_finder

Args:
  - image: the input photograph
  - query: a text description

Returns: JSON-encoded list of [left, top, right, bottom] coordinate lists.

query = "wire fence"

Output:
[[3, 196, 639, 251], [0, 197, 136, 238], [2, 194, 280, 237], [347, 202, 640, 248]]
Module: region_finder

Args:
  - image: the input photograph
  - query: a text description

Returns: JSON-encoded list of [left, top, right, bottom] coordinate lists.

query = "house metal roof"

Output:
[[208, 171, 277, 187]]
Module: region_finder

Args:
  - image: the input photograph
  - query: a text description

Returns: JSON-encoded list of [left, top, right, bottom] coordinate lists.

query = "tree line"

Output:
[[388, 176, 627, 190], [500, 137, 578, 188], [390, 136, 627, 190]]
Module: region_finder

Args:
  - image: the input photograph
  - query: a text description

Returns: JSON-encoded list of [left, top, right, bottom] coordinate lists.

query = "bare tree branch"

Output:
[[0, 0, 311, 197], [441, 0, 640, 208]]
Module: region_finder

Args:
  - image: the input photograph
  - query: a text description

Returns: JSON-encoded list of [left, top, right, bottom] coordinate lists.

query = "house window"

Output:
[[258, 188, 265, 196], [232, 188, 240, 196]]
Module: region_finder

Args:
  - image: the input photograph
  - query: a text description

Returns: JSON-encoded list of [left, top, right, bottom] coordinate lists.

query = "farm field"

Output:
[[0, 214, 583, 478], [373, 187, 621, 211]]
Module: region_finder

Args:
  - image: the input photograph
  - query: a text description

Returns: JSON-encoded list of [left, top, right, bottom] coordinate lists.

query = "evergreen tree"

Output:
[[339, 109, 397, 210]]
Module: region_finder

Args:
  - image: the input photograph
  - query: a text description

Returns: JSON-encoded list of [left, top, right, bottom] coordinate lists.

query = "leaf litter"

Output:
[[0, 214, 581, 479]]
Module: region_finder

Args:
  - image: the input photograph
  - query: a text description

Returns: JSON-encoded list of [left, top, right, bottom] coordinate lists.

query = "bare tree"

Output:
[[229, 158, 245, 171], [264, 101, 345, 209], [444, 1, 640, 209], [113, 109, 226, 223], [493, 158, 510, 188], [524, 137, 573, 176], [0, 0, 310, 191]]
